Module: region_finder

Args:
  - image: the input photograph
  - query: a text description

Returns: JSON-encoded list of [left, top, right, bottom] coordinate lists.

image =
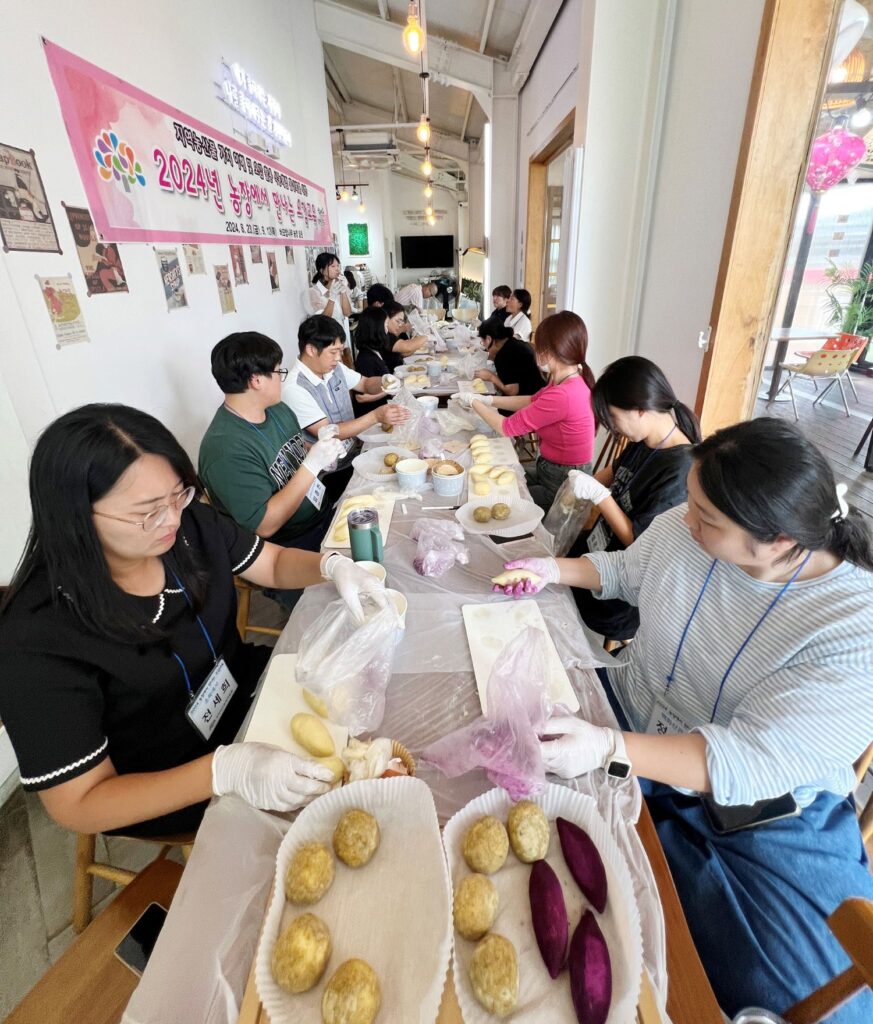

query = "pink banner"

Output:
[[43, 40, 332, 248]]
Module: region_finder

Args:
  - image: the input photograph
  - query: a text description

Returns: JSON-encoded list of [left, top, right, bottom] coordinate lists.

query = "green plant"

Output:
[[823, 259, 873, 336], [460, 277, 483, 304]]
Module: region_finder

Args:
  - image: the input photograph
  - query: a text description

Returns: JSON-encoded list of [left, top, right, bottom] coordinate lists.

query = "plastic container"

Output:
[[395, 457, 428, 489], [384, 588, 408, 628], [427, 362, 442, 381], [355, 560, 388, 584], [431, 461, 466, 498], [417, 395, 439, 414]]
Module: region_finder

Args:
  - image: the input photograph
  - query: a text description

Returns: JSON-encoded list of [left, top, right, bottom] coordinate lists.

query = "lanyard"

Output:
[[166, 566, 218, 697], [665, 550, 812, 722], [612, 425, 677, 501], [223, 404, 297, 478]]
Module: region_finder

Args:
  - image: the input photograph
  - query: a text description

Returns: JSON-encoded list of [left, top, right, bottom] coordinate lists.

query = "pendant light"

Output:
[[420, 150, 433, 176], [402, 2, 424, 55], [423, 180, 433, 198], [416, 115, 431, 144]]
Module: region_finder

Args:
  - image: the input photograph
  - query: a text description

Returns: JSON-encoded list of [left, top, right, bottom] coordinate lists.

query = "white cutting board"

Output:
[[322, 493, 396, 549], [243, 653, 348, 756], [461, 601, 579, 715]]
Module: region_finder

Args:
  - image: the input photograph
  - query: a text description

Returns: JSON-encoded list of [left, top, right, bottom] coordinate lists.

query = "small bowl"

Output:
[[417, 395, 439, 413], [355, 560, 387, 584], [395, 457, 428, 489], [384, 588, 408, 629], [431, 460, 466, 497]]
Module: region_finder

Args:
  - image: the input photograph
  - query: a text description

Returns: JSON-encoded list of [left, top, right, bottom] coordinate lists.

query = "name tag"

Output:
[[186, 657, 238, 740], [306, 477, 325, 510], [645, 694, 694, 736], [588, 520, 610, 552]]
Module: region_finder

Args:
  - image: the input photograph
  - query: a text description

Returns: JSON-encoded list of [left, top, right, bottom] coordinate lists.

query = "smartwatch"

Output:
[[604, 730, 632, 780]]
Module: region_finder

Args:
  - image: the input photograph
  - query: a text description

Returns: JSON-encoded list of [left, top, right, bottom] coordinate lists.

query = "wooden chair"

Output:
[[233, 576, 282, 641], [782, 898, 873, 1023], [73, 830, 194, 934], [769, 348, 858, 419], [513, 431, 539, 464]]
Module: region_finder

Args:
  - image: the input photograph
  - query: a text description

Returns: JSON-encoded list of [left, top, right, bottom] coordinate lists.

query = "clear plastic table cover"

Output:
[[122, 435, 670, 1024]]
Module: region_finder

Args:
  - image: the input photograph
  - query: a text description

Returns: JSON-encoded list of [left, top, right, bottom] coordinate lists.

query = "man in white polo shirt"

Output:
[[283, 314, 411, 501], [394, 280, 438, 310]]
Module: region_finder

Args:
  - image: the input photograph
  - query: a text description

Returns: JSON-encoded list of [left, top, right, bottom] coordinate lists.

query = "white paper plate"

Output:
[[352, 446, 416, 482], [455, 493, 544, 538], [255, 777, 453, 1024], [444, 785, 642, 1024]]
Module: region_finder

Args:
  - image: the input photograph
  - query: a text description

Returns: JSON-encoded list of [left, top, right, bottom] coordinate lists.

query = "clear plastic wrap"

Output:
[[294, 596, 401, 735], [437, 403, 479, 436], [411, 519, 470, 577], [542, 477, 594, 557], [386, 385, 423, 448], [419, 627, 553, 800]]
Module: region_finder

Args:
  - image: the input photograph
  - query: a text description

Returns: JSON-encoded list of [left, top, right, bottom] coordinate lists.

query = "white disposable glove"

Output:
[[212, 742, 333, 811], [493, 557, 560, 597], [568, 470, 611, 505], [457, 392, 493, 410], [301, 437, 345, 476], [539, 716, 619, 778], [321, 552, 389, 623]]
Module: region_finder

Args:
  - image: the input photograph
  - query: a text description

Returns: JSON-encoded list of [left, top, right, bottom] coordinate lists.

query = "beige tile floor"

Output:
[[0, 590, 287, 1018]]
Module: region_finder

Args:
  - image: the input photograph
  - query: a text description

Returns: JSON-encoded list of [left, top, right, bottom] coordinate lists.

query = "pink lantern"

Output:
[[806, 128, 866, 192]]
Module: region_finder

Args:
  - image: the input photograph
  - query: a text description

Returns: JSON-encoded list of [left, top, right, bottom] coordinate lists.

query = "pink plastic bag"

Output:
[[420, 627, 553, 799], [411, 519, 470, 577]]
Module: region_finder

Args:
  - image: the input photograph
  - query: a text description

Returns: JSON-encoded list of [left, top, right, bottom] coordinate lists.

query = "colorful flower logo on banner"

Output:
[[806, 128, 866, 192], [93, 131, 145, 192]]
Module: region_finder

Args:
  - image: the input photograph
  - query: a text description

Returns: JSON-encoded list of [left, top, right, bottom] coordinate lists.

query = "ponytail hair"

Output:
[[312, 251, 338, 285], [693, 418, 873, 570], [534, 311, 596, 392], [593, 355, 701, 443]]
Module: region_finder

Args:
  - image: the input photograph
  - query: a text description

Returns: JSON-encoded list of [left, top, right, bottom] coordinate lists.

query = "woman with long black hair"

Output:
[[497, 418, 873, 1022], [566, 355, 701, 640], [351, 306, 393, 414], [0, 405, 384, 839], [303, 251, 351, 327]]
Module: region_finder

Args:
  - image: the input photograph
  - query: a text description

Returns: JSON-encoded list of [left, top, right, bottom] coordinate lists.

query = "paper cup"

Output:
[[395, 457, 428, 489], [384, 588, 408, 629], [431, 460, 466, 497], [355, 560, 387, 584], [417, 395, 439, 413]]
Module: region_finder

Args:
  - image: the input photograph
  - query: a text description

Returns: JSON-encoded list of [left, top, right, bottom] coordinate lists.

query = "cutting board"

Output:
[[461, 601, 579, 715], [322, 493, 396, 549]]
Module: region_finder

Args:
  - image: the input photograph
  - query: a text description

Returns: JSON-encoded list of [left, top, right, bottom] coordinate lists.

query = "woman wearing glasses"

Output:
[[0, 404, 385, 839]]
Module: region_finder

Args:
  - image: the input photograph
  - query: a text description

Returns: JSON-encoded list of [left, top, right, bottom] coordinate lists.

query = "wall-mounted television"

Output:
[[400, 234, 454, 269]]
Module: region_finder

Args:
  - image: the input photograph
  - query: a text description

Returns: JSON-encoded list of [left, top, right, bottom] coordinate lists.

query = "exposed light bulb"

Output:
[[416, 115, 431, 144], [427, 214, 436, 226], [830, 65, 849, 85], [358, 200, 366, 213], [421, 156, 433, 176], [402, 4, 424, 56], [851, 107, 872, 129], [423, 181, 433, 198], [425, 205, 433, 217], [340, 188, 349, 202]]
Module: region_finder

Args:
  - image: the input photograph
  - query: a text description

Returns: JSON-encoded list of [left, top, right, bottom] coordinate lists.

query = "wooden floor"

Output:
[[754, 368, 873, 519]]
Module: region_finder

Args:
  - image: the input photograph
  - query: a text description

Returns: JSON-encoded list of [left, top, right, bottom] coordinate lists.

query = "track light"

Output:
[[402, 2, 424, 56], [416, 115, 431, 144], [339, 188, 349, 202], [423, 181, 433, 198]]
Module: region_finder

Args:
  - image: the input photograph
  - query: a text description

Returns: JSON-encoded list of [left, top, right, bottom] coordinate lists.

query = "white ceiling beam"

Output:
[[393, 68, 409, 122], [315, 0, 494, 112], [506, 0, 565, 92], [336, 98, 462, 146], [323, 47, 352, 105], [461, 0, 496, 142]]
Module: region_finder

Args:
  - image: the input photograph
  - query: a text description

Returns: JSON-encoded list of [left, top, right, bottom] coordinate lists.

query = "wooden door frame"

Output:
[[524, 111, 575, 328], [695, 0, 841, 434]]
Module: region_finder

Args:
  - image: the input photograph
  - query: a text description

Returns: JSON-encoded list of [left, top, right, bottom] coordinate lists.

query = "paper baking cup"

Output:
[[391, 740, 416, 776], [256, 777, 452, 1024], [443, 785, 642, 1024]]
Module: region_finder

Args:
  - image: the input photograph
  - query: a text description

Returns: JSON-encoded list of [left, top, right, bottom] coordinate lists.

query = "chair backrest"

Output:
[[796, 348, 858, 376]]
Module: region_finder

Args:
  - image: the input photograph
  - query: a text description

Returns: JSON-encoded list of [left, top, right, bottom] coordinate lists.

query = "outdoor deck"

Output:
[[754, 368, 873, 519]]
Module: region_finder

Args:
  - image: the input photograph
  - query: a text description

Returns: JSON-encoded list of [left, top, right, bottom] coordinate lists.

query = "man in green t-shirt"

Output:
[[199, 332, 345, 555]]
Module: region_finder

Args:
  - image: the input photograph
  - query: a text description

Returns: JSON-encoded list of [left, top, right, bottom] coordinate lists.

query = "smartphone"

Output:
[[702, 792, 801, 835], [114, 902, 168, 977]]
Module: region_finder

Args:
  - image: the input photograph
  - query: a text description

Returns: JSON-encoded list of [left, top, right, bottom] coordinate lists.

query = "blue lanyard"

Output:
[[166, 566, 218, 697], [611, 425, 677, 501], [665, 551, 812, 722], [223, 404, 297, 478]]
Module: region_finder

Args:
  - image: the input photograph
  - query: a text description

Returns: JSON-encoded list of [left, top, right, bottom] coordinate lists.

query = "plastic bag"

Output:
[[420, 627, 553, 800], [294, 596, 401, 736], [411, 519, 470, 577], [386, 386, 423, 447], [317, 423, 340, 474], [542, 477, 594, 557], [437, 404, 478, 436]]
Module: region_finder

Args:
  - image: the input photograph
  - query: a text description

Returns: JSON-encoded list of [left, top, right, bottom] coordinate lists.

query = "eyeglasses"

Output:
[[93, 485, 196, 533], [268, 367, 289, 382]]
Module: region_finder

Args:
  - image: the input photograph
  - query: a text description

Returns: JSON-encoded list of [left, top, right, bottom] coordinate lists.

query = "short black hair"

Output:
[[298, 314, 346, 356], [211, 332, 283, 394], [492, 285, 511, 299], [512, 288, 532, 314], [382, 300, 405, 319], [367, 283, 394, 306], [478, 320, 514, 343]]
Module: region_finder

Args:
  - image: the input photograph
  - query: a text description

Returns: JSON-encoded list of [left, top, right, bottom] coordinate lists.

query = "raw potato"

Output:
[[303, 688, 329, 718], [469, 934, 519, 1017], [322, 959, 382, 1024], [492, 569, 543, 589], [473, 505, 492, 523], [463, 815, 509, 874], [383, 453, 400, 468], [317, 756, 347, 786], [285, 842, 335, 904], [272, 912, 332, 993], [508, 800, 550, 863], [333, 808, 381, 867], [497, 471, 515, 487], [453, 873, 499, 941], [474, 482, 491, 497], [380, 423, 394, 433], [291, 713, 335, 757], [491, 503, 511, 521]]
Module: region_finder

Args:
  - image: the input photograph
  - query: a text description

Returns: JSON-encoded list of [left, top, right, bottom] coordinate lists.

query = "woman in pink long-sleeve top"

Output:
[[460, 311, 596, 510]]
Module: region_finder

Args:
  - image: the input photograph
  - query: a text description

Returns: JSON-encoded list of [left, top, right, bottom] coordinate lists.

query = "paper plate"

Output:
[[352, 446, 416, 482], [456, 493, 544, 538], [443, 785, 643, 1024], [255, 777, 453, 1024]]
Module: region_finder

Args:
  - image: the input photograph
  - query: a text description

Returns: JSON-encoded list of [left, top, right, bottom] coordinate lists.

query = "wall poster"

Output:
[[250, 245, 263, 264], [284, 245, 294, 265], [63, 204, 128, 295], [183, 243, 205, 274], [0, 144, 61, 253], [43, 40, 332, 248], [267, 250, 279, 291], [155, 248, 187, 311], [229, 244, 248, 285], [347, 222, 369, 257], [37, 274, 90, 347], [215, 264, 236, 314]]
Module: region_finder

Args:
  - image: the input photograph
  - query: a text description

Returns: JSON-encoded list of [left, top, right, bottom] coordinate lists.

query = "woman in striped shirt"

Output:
[[498, 418, 873, 1022]]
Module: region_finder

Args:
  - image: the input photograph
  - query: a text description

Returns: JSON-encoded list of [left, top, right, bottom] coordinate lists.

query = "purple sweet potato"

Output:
[[528, 859, 569, 978], [568, 909, 612, 1024], [557, 817, 608, 913]]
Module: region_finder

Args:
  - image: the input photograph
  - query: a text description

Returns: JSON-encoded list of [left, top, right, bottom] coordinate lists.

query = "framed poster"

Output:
[[0, 144, 61, 253], [64, 204, 127, 295], [348, 222, 369, 257]]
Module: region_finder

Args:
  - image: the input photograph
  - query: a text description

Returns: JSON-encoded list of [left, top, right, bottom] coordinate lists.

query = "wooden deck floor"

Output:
[[754, 368, 873, 520]]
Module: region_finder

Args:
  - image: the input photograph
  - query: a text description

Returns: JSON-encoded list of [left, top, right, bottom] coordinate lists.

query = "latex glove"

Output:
[[322, 552, 388, 623], [472, 394, 494, 407], [212, 742, 333, 811], [375, 403, 411, 426], [381, 373, 401, 393], [539, 716, 617, 779], [568, 470, 611, 505], [301, 437, 345, 476], [493, 557, 560, 597]]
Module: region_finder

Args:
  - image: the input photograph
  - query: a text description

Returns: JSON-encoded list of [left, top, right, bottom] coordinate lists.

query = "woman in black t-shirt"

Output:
[[0, 404, 384, 838], [565, 357, 701, 640], [473, 321, 544, 398], [352, 307, 393, 415]]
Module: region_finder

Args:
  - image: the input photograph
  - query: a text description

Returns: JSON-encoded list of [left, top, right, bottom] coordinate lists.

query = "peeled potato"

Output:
[[469, 934, 519, 1017], [497, 472, 515, 487], [303, 689, 329, 718], [333, 808, 380, 867], [317, 756, 346, 786], [474, 482, 491, 496], [454, 873, 499, 941], [322, 959, 381, 1024], [291, 713, 335, 757], [383, 453, 400, 468], [285, 842, 335, 904], [272, 912, 332, 993]]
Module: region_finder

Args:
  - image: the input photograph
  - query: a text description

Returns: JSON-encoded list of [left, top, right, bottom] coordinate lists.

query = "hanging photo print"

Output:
[[284, 245, 294, 265], [215, 264, 236, 314], [267, 250, 279, 291], [347, 222, 370, 257], [250, 245, 263, 264], [229, 244, 248, 285], [183, 243, 205, 274], [154, 248, 187, 311], [63, 204, 128, 295], [37, 274, 90, 347], [0, 144, 61, 253]]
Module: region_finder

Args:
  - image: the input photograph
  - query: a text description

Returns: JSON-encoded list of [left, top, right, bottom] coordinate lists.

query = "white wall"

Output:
[[384, 172, 460, 286], [335, 177, 387, 282], [0, 0, 337, 580]]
